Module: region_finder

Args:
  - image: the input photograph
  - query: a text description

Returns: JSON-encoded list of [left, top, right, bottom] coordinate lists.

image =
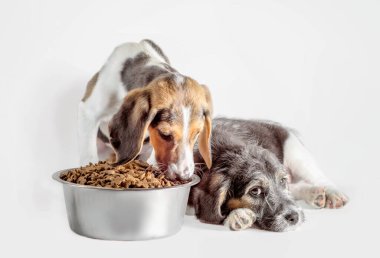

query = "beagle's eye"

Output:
[[158, 131, 173, 141], [250, 187, 262, 196]]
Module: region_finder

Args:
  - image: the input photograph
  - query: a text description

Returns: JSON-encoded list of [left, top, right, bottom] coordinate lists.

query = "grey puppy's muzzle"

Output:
[[255, 197, 305, 232]]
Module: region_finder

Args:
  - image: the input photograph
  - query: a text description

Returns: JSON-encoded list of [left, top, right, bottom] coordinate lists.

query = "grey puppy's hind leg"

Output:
[[289, 181, 326, 208], [284, 133, 348, 209]]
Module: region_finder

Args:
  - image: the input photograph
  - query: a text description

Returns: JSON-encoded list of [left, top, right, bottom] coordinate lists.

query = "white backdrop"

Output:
[[1, 0, 379, 257]]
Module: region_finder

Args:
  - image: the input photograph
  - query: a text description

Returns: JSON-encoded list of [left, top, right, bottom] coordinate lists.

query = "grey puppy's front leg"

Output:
[[223, 208, 257, 231]]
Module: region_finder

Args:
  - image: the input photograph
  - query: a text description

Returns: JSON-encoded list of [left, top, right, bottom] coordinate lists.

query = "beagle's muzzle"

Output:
[[78, 40, 213, 179]]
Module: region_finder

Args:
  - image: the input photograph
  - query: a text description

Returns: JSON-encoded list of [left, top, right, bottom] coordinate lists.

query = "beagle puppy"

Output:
[[189, 118, 348, 231], [78, 39, 213, 179]]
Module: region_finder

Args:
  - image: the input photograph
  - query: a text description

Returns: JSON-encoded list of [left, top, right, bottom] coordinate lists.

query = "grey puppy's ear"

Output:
[[108, 88, 156, 165], [193, 173, 230, 224]]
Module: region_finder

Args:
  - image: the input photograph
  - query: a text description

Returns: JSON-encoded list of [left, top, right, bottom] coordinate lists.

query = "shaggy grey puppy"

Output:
[[189, 118, 348, 231]]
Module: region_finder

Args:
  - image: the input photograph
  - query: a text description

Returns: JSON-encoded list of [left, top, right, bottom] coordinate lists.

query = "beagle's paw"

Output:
[[324, 187, 349, 209], [224, 208, 256, 231]]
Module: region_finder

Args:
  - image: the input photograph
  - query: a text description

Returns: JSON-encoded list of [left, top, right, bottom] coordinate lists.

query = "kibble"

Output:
[[60, 160, 188, 189]]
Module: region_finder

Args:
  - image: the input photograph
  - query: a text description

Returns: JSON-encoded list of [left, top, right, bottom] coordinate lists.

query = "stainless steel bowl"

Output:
[[52, 169, 200, 241]]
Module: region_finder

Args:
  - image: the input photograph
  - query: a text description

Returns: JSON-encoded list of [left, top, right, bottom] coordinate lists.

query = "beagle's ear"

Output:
[[198, 84, 213, 169], [109, 89, 156, 165]]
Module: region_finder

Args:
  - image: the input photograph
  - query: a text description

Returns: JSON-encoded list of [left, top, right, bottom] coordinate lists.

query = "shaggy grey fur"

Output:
[[190, 117, 305, 232]]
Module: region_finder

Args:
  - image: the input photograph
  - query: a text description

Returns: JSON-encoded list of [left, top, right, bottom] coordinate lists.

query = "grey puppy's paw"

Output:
[[224, 208, 256, 231], [304, 186, 326, 208], [324, 187, 349, 209]]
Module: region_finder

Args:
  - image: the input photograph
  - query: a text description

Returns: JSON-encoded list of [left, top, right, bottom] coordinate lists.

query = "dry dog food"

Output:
[[60, 160, 188, 189]]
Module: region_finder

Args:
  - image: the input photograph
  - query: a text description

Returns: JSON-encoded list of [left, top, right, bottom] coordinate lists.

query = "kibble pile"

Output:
[[60, 160, 187, 189]]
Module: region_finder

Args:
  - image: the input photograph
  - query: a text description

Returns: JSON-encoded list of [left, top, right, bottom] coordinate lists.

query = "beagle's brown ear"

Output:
[[198, 85, 213, 169], [108, 89, 156, 165]]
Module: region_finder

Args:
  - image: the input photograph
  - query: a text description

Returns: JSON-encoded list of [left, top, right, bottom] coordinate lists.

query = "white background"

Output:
[[1, 0, 379, 257]]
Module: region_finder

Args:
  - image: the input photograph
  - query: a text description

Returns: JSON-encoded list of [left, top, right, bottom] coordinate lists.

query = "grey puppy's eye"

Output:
[[280, 178, 288, 185], [250, 187, 262, 196]]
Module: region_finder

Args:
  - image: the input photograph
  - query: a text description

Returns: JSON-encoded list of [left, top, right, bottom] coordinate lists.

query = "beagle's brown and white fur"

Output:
[[78, 39, 213, 179]]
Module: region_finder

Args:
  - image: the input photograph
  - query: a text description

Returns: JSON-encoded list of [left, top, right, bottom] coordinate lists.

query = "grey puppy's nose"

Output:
[[285, 211, 299, 225]]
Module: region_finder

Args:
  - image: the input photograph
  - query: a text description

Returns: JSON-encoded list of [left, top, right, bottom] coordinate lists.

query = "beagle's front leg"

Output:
[[224, 208, 256, 231], [78, 101, 100, 165]]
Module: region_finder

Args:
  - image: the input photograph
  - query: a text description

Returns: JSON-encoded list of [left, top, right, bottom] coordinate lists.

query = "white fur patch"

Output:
[[179, 106, 194, 177], [283, 132, 333, 186], [168, 106, 194, 178], [174, 73, 185, 85]]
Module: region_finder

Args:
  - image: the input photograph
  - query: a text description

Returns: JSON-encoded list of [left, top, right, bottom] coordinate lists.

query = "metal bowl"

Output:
[[52, 169, 200, 241]]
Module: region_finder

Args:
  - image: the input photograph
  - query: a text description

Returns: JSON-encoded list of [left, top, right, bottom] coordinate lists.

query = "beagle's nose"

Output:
[[285, 211, 299, 225], [168, 163, 194, 180], [180, 167, 192, 179]]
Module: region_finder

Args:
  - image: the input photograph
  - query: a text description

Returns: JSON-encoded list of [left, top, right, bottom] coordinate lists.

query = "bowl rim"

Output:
[[52, 169, 200, 191]]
